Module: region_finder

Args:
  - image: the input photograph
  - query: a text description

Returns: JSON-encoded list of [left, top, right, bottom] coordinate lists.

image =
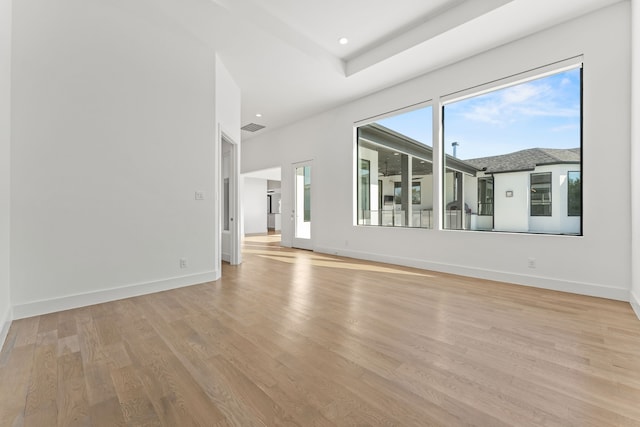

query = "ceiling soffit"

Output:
[[207, 0, 514, 77], [345, 0, 514, 75]]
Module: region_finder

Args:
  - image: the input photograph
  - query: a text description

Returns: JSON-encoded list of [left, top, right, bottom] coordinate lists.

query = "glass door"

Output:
[[292, 161, 312, 250], [220, 134, 241, 265]]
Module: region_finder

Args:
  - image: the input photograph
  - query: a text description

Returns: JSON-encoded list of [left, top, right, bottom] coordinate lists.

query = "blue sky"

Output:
[[377, 68, 581, 160]]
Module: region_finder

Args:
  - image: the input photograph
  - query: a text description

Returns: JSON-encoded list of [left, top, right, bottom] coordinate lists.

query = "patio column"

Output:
[[400, 154, 410, 226]]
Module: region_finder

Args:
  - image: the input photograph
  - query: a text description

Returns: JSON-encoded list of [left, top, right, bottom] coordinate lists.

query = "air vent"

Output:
[[241, 123, 266, 132]]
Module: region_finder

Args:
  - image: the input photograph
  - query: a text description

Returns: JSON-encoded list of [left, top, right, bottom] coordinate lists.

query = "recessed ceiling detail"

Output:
[[345, 0, 514, 76], [165, 0, 623, 137]]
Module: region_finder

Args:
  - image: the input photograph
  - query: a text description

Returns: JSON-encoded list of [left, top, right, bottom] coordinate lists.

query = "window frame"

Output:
[[359, 158, 371, 221], [477, 177, 494, 216], [440, 58, 582, 235], [394, 181, 421, 205], [354, 57, 583, 236], [354, 101, 434, 228], [530, 172, 552, 217]]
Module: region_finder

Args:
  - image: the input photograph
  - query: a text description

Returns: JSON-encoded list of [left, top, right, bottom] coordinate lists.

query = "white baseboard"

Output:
[[631, 290, 640, 321], [314, 246, 629, 302], [12, 271, 219, 320], [0, 305, 12, 352]]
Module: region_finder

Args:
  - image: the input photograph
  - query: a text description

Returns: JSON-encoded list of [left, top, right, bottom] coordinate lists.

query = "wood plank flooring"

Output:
[[1, 236, 640, 426]]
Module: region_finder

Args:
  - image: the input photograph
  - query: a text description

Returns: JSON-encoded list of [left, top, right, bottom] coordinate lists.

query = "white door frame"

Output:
[[220, 130, 242, 266], [292, 160, 313, 250]]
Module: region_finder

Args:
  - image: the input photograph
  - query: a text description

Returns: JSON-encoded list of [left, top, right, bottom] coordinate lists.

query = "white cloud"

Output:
[[464, 103, 502, 125], [502, 83, 547, 104], [550, 124, 579, 132], [460, 79, 579, 126]]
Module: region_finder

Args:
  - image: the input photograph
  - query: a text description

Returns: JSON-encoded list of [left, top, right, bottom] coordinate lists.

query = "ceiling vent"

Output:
[[241, 123, 266, 132]]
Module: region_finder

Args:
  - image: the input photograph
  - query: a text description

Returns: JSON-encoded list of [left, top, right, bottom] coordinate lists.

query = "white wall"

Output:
[[631, 0, 640, 318], [493, 173, 529, 232], [0, 0, 12, 347], [242, 3, 631, 301], [215, 57, 241, 266], [10, 0, 221, 318], [215, 56, 241, 144], [243, 177, 268, 235]]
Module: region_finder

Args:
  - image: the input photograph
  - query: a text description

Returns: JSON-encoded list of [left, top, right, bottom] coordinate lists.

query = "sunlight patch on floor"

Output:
[[244, 249, 337, 260], [258, 255, 431, 277], [243, 235, 282, 243]]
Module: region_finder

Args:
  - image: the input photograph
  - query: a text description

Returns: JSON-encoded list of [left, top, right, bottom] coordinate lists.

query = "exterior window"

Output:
[[356, 61, 581, 235], [393, 181, 402, 204], [356, 105, 433, 228], [530, 173, 552, 216], [478, 178, 493, 216], [359, 159, 371, 220], [568, 171, 581, 216], [442, 65, 581, 234], [412, 182, 421, 204], [303, 166, 311, 222], [394, 182, 421, 204]]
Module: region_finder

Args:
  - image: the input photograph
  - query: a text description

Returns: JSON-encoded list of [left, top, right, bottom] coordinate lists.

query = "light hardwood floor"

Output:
[[1, 236, 640, 426]]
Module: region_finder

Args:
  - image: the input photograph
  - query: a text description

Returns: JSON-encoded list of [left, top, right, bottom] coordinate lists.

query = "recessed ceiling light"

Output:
[[256, 113, 262, 118], [393, 152, 399, 156], [338, 37, 349, 45]]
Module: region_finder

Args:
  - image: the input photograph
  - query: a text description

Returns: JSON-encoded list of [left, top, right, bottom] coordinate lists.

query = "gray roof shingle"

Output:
[[464, 147, 580, 173]]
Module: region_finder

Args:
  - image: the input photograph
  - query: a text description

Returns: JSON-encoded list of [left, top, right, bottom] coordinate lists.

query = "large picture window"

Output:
[[442, 65, 582, 235], [357, 105, 433, 228], [355, 61, 582, 235]]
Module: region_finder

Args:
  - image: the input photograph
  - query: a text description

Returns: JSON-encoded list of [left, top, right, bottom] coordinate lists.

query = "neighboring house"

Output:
[[464, 148, 581, 234], [358, 124, 581, 235]]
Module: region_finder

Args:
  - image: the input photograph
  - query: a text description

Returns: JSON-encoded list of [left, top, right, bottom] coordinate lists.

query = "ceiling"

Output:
[[243, 167, 282, 181], [143, 0, 622, 140]]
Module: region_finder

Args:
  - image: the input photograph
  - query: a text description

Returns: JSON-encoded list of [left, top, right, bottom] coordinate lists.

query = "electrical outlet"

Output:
[[180, 258, 188, 269], [527, 258, 536, 269]]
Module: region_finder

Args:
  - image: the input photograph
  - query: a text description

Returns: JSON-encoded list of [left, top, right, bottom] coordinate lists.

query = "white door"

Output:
[[292, 161, 312, 250], [221, 134, 241, 265]]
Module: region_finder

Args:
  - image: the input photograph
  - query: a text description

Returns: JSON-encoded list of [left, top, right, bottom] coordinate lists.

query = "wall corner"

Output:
[[0, 306, 12, 352], [631, 290, 640, 321], [631, 0, 640, 322]]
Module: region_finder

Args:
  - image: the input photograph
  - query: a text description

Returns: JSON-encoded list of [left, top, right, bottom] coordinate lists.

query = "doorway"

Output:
[[221, 133, 241, 265], [241, 167, 282, 246], [292, 161, 312, 250], [267, 180, 282, 233]]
